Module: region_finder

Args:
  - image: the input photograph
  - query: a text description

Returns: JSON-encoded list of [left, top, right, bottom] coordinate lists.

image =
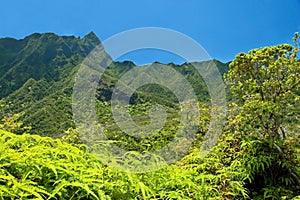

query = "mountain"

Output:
[[0, 32, 229, 136], [0, 32, 100, 98]]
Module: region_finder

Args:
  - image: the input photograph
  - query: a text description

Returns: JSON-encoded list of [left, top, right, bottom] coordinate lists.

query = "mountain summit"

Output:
[[82, 31, 101, 45]]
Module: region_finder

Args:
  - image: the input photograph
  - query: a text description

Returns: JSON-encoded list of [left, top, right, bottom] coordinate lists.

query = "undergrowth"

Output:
[[0, 130, 251, 199]]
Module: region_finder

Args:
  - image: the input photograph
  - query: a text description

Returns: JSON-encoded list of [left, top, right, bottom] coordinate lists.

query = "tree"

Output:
[[225, 34, 300, 198], [0, 102, 31, 134], [226, 42, 299, 139], [0, 111, 31, 134]]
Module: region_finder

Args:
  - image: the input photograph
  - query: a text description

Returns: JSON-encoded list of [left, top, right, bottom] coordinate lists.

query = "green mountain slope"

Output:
[[0, 32, 100, 98], [0, 32, 102, 135], [0, 32, 229, 136]]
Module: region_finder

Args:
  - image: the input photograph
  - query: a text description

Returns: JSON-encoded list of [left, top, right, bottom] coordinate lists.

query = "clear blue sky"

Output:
[[1, 0, 299, 65]]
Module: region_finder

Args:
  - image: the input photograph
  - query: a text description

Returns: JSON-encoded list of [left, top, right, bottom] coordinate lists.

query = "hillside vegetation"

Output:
[[0, 32, 299, 199], [0, 33, 228, 136]]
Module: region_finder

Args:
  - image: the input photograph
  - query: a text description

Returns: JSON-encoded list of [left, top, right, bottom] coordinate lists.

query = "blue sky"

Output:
[[1, 0, 299, 65]]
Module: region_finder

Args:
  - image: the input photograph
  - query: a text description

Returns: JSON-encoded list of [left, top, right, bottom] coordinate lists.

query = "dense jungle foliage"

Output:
[[0, 32, 299, 199]]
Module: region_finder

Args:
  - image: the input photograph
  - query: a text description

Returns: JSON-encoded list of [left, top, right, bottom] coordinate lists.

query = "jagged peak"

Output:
[[82, 31, 101, 44], [115, 60, 136, 66], [84, 31, 97, 38]]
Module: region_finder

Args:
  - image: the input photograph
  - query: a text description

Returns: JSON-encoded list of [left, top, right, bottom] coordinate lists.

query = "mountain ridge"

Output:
[[0, 32, 229, 136]]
